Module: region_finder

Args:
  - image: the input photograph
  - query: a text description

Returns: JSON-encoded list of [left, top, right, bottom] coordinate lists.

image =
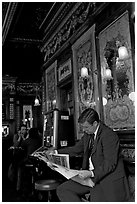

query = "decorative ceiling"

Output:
[[2, 2, 63, 82]]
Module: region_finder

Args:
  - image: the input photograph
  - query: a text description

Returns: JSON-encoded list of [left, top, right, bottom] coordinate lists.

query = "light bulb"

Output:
[[104, 68, 113, 80], [118, 46, 128, 60], [129, 92, 135, 102], [103, 97, 107, 106], [34, 98, 40, 106], [81, 67, 88, 78]]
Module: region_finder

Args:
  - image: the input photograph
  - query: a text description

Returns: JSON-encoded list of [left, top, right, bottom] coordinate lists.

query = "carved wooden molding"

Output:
[[41, 3, 96, 63], [2, 2, 18, 45], [2, 80, 41, 95], [17, 83, 41, 94]]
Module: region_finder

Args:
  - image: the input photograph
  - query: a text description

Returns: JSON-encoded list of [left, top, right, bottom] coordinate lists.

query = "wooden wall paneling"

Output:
[[45, 60, 58, 112], [98, 11, 135, 130], [72, 24, 99, 140]]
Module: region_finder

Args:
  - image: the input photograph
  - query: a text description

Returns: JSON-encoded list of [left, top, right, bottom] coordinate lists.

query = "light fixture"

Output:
[[34, 85, 41, 106], [52, 99, 56, 109], [116, 40, 129, 60], [34, 97, 40, 106], [104, 68, 113, 80], [129, 92, 135, 102], [81, 67, 89, 78], [81, 67, 98, 78], [118, 46, 129, 60], [102, 97, 107, 106]]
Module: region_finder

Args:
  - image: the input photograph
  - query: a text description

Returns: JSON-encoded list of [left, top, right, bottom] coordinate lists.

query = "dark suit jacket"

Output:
[[58, 122, 130, 201], [21, 137, 42, 157]]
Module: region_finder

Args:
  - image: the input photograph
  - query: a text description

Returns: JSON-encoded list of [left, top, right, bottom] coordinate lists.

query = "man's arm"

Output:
[[57, 136, 85, 156], [46, 135, 86, 156], [13, 133, 21, 147]]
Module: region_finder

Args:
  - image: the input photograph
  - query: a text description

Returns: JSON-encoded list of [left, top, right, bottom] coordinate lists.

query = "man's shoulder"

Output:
[[99, 122, 118, 137]]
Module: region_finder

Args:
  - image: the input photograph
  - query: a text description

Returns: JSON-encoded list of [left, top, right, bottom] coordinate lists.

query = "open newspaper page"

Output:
[[32, 151, 93, 187]]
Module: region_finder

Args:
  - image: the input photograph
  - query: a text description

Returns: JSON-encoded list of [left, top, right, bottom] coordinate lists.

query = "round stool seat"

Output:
[[35, 179, 61, 191]]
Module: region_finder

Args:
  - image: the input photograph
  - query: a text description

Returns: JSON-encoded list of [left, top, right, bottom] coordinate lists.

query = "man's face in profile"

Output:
[[21, 126, 27, 135], [81, 121, 97, 135]]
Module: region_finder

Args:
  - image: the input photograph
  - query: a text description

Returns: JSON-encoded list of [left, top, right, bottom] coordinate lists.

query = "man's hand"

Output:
[[17, 132, 22, 142], [78, 170, 93, 179], [47, 161, 56, 171], [45, 147, 57, 155]]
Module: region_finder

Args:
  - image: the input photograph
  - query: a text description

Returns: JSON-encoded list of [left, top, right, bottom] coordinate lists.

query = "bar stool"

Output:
[[35, 179, 61, 201], [25, 163, 35, 196]]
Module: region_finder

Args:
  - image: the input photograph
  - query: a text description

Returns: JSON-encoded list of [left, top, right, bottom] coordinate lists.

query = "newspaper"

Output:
[[32, 151, 93, 187]]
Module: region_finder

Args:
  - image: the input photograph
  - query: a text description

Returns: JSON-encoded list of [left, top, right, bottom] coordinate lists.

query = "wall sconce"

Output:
[[103, 40, 129, 81], [34, 86, 41, 106], [34, 97, 40, 106], [81, 67, 89, 78], [52, 99, 56, 109], [81, 67, 98, 78], [129, 91, 135, 103], [118, 46, 129, 60], [80, 66, 97, 108], [116, 40, 129, 61], [104, 68, 113, 80], [102, 97, 107, 106]]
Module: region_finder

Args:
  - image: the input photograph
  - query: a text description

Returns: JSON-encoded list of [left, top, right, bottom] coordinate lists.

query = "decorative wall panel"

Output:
[[98, 11, 135, 129], [58, 58, 72, 83], [72, 25, 98, 139], [23, 105, 33, 129], [45, 61, 57, 112], [42, 2, 97, 63]]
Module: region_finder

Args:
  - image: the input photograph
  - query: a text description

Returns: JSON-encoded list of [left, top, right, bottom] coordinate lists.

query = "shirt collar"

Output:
[[94, 124, 100, 139]]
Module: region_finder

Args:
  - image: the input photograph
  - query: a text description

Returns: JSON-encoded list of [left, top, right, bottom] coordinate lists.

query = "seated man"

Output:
[[46, 108, 130, 202], [8, 124, 28, 183], [16, 128, 42, 193], [13, 124, 28, 147]]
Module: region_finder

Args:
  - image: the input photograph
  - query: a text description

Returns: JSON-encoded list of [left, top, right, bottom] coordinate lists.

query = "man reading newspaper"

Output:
[[45, 108, 129, 202], [32, 149, 92, 184]]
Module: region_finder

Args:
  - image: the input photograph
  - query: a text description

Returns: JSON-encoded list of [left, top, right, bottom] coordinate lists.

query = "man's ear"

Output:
[[94, 121, 98, 127]]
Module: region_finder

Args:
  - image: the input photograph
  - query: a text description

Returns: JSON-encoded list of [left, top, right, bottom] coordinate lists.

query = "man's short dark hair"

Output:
[[78, 108, 99, 125]]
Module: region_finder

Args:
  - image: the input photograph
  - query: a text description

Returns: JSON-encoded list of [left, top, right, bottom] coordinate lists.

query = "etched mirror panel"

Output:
[[99, 11, 135, 129]]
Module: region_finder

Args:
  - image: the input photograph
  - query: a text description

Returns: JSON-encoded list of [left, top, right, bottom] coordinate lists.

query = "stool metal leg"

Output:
[[47, 191, 52, 202]]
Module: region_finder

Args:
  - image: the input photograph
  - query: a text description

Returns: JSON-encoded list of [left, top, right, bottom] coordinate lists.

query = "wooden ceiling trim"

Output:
[[2, 2, 18, 45], [41, 3, 96, 63]]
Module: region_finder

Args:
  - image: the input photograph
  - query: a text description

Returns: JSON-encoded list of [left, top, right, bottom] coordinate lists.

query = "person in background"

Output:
[[21, 127, 42, 157], [46, 108, 130, 202], [13, 124, 28, 147], [16, 128, 42, 194], [8, 124, 28, 184]]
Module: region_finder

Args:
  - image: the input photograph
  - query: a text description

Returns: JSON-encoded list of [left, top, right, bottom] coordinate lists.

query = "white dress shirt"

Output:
[[89, 124, 99, 176]]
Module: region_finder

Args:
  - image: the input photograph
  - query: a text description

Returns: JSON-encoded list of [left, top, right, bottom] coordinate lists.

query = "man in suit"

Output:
[[46, 108, 130, 202]]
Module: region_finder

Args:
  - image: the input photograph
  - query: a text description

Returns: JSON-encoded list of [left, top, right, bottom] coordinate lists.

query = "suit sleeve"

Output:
[[58, 136, 85, 156], [13, 134, 20, 147], [92, 129, 120, 183]]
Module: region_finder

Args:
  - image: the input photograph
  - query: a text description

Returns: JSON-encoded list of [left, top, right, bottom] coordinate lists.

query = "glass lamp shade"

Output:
[[118, 46, 129, 60], [104, 68, 113, 80], [34, 98, 40, 106], [102, 97, 107, 106], [81, 67, 89, 78], [129, 92, 135, 102], [52, 99, 56, 108]]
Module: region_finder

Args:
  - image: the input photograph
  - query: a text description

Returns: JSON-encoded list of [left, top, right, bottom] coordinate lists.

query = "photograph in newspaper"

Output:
[[47, 153, 70, 168]]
